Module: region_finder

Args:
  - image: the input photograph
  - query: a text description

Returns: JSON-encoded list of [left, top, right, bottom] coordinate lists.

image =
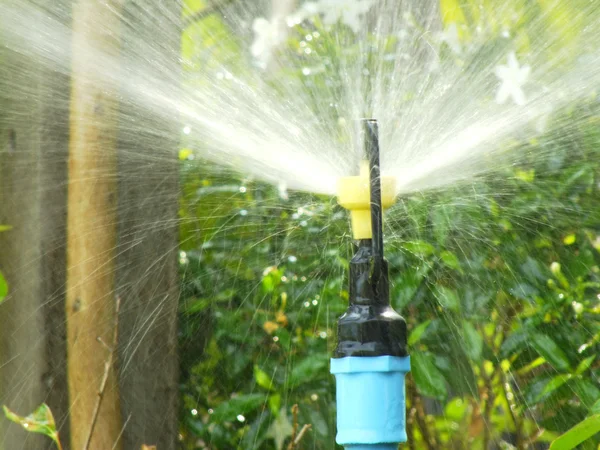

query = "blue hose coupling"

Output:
[[330, 355, 411, 448]]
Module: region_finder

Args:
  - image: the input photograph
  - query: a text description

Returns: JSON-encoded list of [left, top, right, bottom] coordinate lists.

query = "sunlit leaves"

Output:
[[3, 404, 62, 450]]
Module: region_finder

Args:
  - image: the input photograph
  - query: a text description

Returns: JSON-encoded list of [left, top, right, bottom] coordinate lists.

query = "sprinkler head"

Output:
[[333, 119, 407, 358]]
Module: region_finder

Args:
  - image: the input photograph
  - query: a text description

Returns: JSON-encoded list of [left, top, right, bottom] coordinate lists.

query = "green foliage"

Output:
[[3, 404, 63, 450], [549, 415, 600, 450], [178, 1, 600, 449]]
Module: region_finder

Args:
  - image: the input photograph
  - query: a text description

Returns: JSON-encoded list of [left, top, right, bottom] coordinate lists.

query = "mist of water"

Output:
[[2, 0, 598, 197]]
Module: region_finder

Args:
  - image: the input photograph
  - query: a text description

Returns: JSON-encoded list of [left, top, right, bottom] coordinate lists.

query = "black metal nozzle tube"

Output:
[[363, 119, 384, 290]]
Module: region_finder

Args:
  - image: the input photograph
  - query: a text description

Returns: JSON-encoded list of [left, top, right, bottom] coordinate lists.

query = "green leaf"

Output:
[[210, 394, 265, 422], [571, 379, 600, 407], [462, 321, 483, 362], [0, 272, 7, 304], [434, 287, 460, 312], [0, 225, 12, 232], [254, 365, 274, 391], [3, 403, 61, 447], [266, 408, 293, 450], [401, 240, 435, 257], [537, 374, 572, 402], [531, 333, 571, 372], [408, 320, 431, 346], [439, 251, 461, 271], [268, 394, 281, 416], [549, 415, 600, 450], [591, 399, 600, 415], [288, 355, 327, 388], [411, 352, 448, 400], [575, 356, 595, 376]]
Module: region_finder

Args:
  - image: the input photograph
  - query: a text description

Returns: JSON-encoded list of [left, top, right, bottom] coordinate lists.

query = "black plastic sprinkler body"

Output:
[[330, 119, 411, 450]]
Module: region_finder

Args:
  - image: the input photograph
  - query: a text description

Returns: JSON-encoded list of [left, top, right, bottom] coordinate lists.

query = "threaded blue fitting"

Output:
[[330, 356, 410, 447]]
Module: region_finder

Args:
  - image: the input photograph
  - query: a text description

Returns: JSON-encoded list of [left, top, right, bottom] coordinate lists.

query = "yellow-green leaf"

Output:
[[0, 272, 8, 304], [254, 365, 274, 391], [549, 415, 600, 450], [3, 403, 61, 447]]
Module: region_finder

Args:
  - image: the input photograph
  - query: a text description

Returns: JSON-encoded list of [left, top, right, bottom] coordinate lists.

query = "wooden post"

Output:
[[66, 1, 123, 449]]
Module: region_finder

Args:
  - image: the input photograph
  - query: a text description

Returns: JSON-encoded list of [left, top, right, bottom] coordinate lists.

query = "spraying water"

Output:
[[2, 1, 598, 196]]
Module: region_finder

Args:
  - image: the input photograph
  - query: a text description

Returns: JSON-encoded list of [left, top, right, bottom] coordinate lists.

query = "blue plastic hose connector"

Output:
[[330, 355, 410, 448]]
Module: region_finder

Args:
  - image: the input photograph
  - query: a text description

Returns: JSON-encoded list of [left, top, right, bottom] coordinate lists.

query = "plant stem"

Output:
[[83, 296, 121, 450], [407, 378, 437, 450]]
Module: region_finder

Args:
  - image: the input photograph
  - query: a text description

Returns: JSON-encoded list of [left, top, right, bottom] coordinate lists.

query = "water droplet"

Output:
[[310, 393, 318, 401], [225, 71, 233, 80], [300, 220, 308, 227], [319, 331, 327, 338], [312, 299, 318, 305], [239, 186, 247, 193], [304, 301, 310, 307], [191, 409, 198, 416], [315, 295, 320, 299], [273, 336, 279, 342], [304, 48, 312, 55], [292, 213, 300, 220], [301, 276, 307, 282], [305, 34, 313, 41], [208, 409, 214, 414], [300, 41, 307, 48], [281, 276, 288, 282], [237, 414, 246, 422], [183, 126, 191, 135], [312, 31, 320, 38], [302, 67, 311, 76], [239, 210, 248, 216], [288, 255, 297, 263], [23, 423, 29, 429]]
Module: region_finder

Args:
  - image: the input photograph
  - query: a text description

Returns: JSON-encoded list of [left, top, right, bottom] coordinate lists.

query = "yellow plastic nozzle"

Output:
[[337, 161, 396, 240]]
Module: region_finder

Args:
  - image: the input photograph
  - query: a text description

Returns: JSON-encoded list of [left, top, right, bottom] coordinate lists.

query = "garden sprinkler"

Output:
[[331, 119, 410, 449]]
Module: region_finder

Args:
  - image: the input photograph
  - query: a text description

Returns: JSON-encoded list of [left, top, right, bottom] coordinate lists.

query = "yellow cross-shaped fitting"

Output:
[[337, 161, 397, 240]]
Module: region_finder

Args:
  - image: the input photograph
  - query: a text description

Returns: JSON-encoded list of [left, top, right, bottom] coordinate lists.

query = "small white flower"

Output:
[[251, 17, 285, 68], [495, 51, 530, 106], [278, 182, 289, 200], [439, 23, 462, 54]]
